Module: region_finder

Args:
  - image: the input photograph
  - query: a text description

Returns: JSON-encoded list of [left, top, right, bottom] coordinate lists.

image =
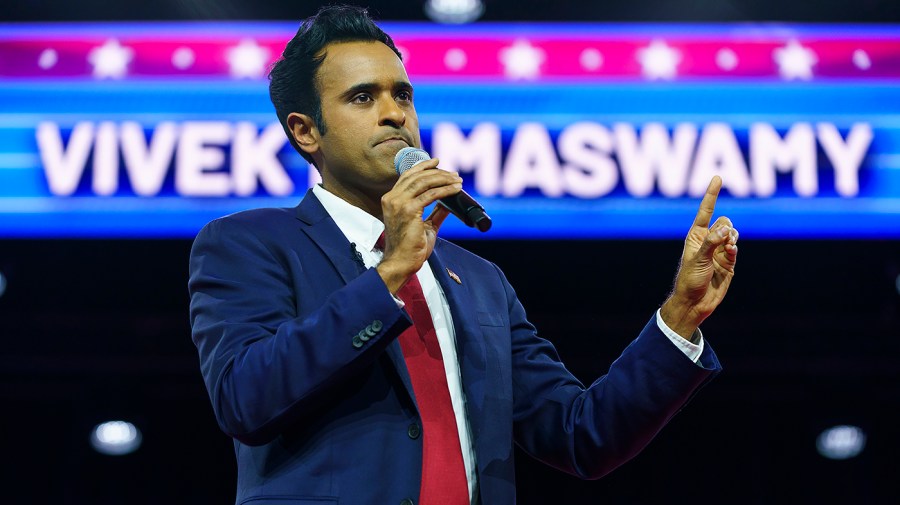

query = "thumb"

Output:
[[699, 225, 731, 260], [426, 204, 451, 232]]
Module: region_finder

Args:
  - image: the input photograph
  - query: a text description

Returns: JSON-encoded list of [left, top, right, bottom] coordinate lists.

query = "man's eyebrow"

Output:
[[339, 81, 414, 99]]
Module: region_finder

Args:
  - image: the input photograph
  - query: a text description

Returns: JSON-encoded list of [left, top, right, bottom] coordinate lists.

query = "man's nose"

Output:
[[378, 97, 406, 128]]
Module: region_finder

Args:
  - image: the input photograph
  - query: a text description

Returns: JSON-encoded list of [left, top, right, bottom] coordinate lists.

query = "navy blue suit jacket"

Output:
[[188, 190, 722, 505]]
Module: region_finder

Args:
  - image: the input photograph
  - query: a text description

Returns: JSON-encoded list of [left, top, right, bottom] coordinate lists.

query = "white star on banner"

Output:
[[852, 49, 871, 70], [579, 48, 603, 71], [38, 48, 58, 69], [637, 40, 681, 80], [88, 39, 133, 79], [499, 40, 545, 80], [172, 47, 196, 70], [716, 48, 738, 71], [444, 48, 467, 71], [226, 39, 270, 79], [774, 40, 817, 80]]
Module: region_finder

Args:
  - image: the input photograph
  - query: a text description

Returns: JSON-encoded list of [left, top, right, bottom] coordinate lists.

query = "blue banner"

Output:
[[0, 23, 898, 238]]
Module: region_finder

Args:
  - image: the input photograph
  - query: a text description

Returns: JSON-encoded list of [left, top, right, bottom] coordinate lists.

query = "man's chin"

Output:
[[374, 139, 411, 165]]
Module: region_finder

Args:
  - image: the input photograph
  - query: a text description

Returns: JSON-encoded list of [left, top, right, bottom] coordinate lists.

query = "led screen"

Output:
[[0, 23, 898, 238]]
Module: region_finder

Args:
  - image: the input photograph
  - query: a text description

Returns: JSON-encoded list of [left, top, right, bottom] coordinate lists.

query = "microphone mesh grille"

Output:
[[394, 147, 431, 174]]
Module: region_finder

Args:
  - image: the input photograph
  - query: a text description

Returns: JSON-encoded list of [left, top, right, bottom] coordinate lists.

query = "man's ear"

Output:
[[287, 112, 320, 157]]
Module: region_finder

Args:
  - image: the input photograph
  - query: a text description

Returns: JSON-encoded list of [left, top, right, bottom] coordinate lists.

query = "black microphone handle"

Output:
[[393, 146, 491, 232], [438, 190, 492, 232]]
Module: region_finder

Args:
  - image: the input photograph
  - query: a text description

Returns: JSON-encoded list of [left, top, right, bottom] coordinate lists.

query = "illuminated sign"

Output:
[[0, 23, 898, 238]]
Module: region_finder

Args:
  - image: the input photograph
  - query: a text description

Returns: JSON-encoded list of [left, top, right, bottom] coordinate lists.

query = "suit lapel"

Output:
[[428, 242, 487, 439], [294, 189, 366, 285], [294, 190, 417, 406]]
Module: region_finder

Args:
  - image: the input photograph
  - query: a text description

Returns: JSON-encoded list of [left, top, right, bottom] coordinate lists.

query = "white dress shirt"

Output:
[[311, 183, 704, 502]]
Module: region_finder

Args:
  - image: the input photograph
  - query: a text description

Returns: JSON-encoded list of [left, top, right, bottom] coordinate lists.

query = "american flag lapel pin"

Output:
[[446, 268, 462, 285]]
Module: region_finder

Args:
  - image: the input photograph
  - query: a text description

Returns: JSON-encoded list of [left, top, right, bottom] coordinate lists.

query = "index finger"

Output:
[[692, 176, 723, 229]]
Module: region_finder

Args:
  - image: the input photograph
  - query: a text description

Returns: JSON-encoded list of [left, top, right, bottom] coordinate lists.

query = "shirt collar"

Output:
[[312, 184, 385, 252]]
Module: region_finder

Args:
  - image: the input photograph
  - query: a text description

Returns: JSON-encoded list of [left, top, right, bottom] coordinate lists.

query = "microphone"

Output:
[[394, 147, 492, 232]]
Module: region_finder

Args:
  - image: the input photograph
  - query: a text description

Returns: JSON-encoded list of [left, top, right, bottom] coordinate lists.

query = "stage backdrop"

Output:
[[0, 23, 898, 238]]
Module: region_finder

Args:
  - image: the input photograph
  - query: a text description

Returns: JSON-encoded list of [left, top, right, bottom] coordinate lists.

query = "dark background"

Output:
[[2, 1, 899, 504]]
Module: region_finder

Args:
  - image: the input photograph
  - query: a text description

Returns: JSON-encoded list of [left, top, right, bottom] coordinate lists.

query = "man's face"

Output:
[[312, 41, 421, 204]]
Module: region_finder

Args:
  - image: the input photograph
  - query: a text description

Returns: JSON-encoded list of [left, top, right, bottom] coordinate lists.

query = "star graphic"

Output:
[[637, 40, 681, 80], [579, 48, 603, 71], [773, 40, 817, 80], [87, 39, 134, 79], [172, 47, 196, 70], [499, 39, 545, 80], [226, 39, 271, 79], [38, 48, 58, 70], [852, 49, 871, 70], [716, 48, 738, 71], [444, 48, 467, 71]]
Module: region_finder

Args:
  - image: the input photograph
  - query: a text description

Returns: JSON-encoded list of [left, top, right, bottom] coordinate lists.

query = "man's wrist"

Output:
[[659, 296, 703, 342], [655, 309, 704, 362], [376, 259, 414, 295]]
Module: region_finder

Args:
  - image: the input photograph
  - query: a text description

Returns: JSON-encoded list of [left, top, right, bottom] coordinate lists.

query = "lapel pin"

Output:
[[446, 268, 462, 284]]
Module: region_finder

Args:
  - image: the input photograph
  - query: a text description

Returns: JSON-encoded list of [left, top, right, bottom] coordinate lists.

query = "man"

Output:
[[188, 6, 739, 505]]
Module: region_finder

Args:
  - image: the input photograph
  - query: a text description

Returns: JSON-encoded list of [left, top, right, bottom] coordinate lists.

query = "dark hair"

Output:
[[268, 5, 402, 166]]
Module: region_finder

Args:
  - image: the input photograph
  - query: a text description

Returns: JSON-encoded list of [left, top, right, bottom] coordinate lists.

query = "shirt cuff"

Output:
[[655, 308, 704, 364]]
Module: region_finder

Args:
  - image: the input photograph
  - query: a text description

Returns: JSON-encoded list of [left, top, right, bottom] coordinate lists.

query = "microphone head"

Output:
[[394, 147, 431, 175]]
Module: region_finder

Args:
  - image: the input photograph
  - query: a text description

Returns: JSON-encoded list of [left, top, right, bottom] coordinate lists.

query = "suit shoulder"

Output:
[[435, 238, 487, 262], [192, 206, 303, 255], [435, 238, 505, 276], [213, 206, 296, 227], [198, 206, 296, 235]]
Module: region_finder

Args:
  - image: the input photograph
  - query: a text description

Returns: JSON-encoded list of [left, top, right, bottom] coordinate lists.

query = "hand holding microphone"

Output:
[[376, 148, 492, 293], [376, 153, 459, 293], [394, 147, 492, 232]]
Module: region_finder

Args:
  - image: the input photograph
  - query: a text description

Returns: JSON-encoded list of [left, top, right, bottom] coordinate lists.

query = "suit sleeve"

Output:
[[188, 217, 409, 446], [500, 264, 722, 479]]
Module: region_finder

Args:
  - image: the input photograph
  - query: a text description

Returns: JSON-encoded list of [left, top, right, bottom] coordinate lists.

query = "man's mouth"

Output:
[[376, 136, 410, 147]]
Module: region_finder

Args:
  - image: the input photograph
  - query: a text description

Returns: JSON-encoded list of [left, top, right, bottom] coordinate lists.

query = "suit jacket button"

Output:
[[352, 335, 364, 349], [371, 319, 383, 332], [358, 330, 370, 342], [400, 499, 414, 505], [407, 423, 421, 439]]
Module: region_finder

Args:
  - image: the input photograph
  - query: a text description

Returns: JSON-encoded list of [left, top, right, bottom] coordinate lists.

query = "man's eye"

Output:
[[396, 91, 412, 102], [352, 94, 372, 104]]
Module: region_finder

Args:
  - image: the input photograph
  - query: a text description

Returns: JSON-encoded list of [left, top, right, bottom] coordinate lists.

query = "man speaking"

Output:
[[188, 5, 740, 504]]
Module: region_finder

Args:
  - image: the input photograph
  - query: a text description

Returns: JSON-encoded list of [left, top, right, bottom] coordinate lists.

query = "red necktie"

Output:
[[380, 236, 468, 504]]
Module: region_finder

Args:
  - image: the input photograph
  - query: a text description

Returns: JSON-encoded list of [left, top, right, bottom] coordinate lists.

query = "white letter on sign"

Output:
[[502, 123, 564, 197], [176, 121, 231, 196], [558, 122, 618, 198], [750, 123, 817, 197], [690, 123, 751, 197], [232, 122, 292, 196], [432, 122, 501, 197], [37, 122, 94, 196], [615, 123, 697, 198], [818, 123, 873, 197], [121, 121, 178, 196]]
